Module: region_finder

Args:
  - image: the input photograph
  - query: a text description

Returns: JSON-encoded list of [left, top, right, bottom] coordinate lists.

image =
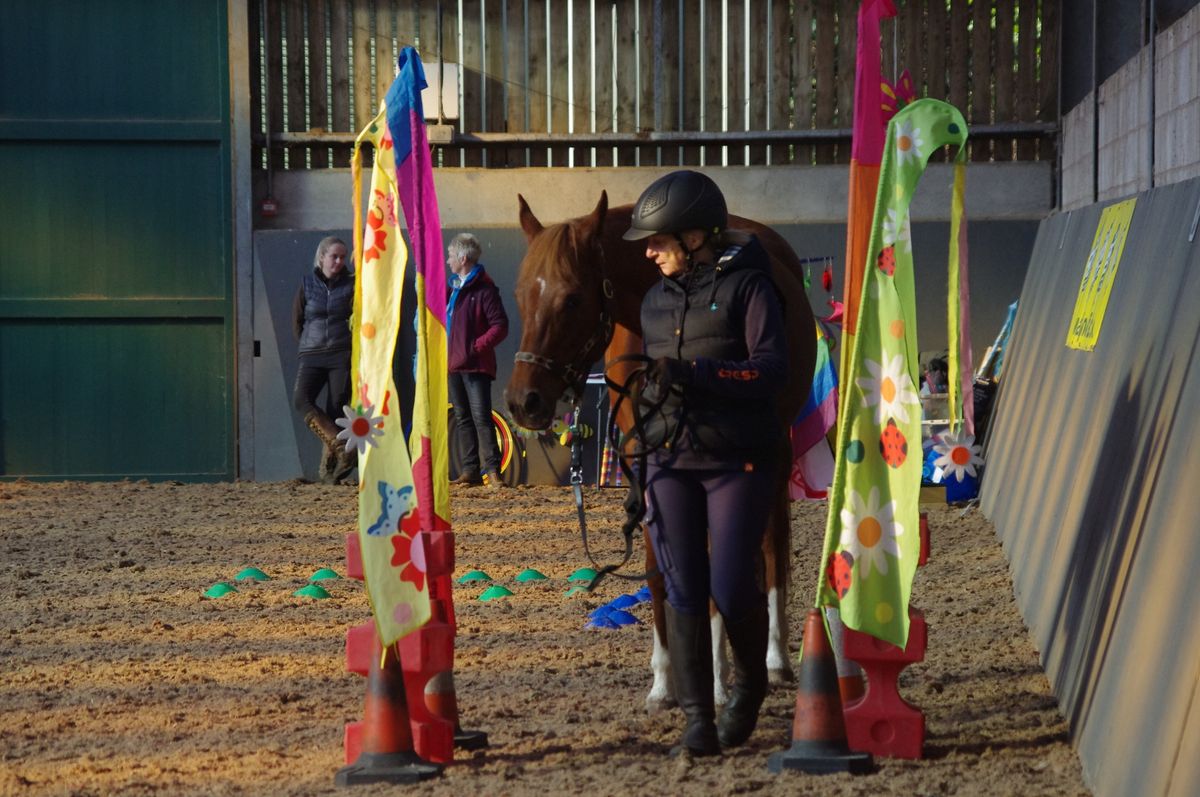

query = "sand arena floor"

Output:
[[0, 480, 1089, 796]]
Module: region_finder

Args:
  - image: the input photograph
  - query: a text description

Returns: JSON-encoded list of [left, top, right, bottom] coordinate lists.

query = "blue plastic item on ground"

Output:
[[609, 594, 640, 609], [586, 616, 619, 629], [605, 609, 640, 626]]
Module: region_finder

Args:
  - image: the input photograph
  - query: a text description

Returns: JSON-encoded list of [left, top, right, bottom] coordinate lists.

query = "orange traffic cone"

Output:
[[767, 609, 873, 775], [334, 638, 442, 786], [826, 606, 867, 705]]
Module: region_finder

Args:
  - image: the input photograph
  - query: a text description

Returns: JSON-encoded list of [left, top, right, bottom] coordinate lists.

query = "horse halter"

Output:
[[513, 272, 616, 400]]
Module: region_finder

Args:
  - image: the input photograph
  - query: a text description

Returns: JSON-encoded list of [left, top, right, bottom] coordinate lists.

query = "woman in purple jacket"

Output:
[[446, 233, 510, 488]]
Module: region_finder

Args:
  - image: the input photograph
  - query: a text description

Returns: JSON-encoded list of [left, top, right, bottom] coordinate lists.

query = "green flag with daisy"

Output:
[[818, 99, 968, 647]]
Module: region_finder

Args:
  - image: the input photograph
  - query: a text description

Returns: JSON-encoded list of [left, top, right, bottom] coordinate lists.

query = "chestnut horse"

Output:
[[504, 191, 816, 711]]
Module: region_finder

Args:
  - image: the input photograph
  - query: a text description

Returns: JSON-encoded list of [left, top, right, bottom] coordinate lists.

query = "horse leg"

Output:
[[643, 530, 675, 713], [765, 482, 795, 684], [710, 608, 730, 706]]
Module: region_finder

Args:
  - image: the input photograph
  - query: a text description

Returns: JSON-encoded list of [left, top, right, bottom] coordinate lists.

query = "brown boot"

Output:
[[305, 411, 344, 484], [304, 410, 342, 450], [331, 449, 356, 485], [318, 446, 338, 484]]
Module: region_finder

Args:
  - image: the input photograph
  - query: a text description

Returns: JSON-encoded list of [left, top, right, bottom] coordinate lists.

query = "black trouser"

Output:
[[644, 463, 775, 619], [449, 371, 500, 476], [293, 351, 351, 420]]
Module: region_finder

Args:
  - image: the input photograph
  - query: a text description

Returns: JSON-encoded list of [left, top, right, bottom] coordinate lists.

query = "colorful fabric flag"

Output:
[[792, 323, 839, 455], [345, 47, 450, 648], [789, 322, 840, 500], [818, 99, 968, 647], [839, 0, 898, 417], [946, 160, 974, 436]]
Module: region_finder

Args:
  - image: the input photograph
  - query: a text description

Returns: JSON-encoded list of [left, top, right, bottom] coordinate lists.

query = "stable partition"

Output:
[[980, 176, 1200, 797]]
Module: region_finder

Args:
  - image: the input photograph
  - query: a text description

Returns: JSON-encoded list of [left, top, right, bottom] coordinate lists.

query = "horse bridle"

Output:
[[513, 273, 616, 400]]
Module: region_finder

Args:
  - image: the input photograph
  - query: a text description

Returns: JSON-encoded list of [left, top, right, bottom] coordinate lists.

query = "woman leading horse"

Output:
[[505, 174, 816, 755], [625, 170, 790, 756]]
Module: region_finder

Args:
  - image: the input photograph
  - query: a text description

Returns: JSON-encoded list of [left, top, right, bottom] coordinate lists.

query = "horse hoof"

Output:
[[768, 665, 795, 686], [645, 694, 676, 714]]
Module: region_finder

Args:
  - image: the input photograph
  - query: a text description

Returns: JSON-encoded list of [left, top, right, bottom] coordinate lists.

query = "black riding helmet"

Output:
[[623, 170, 728, 241]]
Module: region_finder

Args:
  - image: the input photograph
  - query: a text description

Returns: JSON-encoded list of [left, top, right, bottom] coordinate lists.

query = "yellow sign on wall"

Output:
[[1067, 198, 1137, 351]]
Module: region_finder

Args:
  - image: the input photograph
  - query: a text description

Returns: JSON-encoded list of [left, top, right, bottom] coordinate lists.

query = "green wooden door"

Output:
[[0, 2, 234, 480]]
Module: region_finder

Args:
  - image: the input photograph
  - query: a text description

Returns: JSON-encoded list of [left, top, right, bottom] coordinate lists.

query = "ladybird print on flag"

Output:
[[817, 99, 969, 648]]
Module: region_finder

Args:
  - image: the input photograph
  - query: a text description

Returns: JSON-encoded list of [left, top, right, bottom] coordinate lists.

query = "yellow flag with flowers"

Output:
[[340, 48, 450, 647]]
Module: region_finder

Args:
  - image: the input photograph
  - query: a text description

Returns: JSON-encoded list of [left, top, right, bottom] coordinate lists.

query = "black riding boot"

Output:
[[717, 599, 769, 748], [665, 604, 721, 757]]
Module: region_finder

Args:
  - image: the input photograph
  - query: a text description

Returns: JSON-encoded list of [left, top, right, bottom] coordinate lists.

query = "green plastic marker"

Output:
[[514, 568, 548, 583], [478, 585, 515, 601], [457, 569, 494, 584], [567, 567, 598, 583], [293, 584, 332, 599], [308, 568, 341, 582], [234, 567, 270, 582], [204, 583, 237, 599]]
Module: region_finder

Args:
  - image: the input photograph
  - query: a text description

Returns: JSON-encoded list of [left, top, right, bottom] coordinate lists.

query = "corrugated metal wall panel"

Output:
[[981, 177, 1200, 797]]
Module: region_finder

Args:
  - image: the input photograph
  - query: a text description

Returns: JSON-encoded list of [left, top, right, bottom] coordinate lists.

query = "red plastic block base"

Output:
[[918, 512, 930, 566], [842, 609, 927, 759]]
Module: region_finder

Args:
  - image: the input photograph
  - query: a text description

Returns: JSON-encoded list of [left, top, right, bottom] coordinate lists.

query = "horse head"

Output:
[[505, 191, 614, 430]]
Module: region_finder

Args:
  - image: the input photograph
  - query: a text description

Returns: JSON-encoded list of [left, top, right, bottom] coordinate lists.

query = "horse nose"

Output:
[[505, 386, 547, 428]]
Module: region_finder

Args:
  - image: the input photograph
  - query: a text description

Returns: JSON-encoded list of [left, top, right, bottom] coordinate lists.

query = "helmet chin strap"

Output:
[[672, 233, 694, 266], [673, 230, 715, 267]]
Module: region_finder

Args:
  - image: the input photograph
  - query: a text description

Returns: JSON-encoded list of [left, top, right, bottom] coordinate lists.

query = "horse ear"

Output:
[[518, 194, 543, 241], [580, 190, 608, 239]]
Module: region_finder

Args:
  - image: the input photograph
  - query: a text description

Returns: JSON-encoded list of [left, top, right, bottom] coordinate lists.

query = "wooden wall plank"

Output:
[[639, 0, 660, 166], [285, 0, 306, 168], [1038, 0, 1059, 161], [329, 0, 350, 165], [592, 0, 614, 167], [1016, 0, 1037, 159], [571, 0, 592, 168], [901, 0, 925, 105], [747, 0, 769, 165], [503, 0, 528, 167], [526, 0, 548, 167], [266, 0, 286, 170], [791, 0, 815, 165], [769, 0, 793, 165], [250, 0, 264, 169], [351, 0, 373, 133], [680, 0, 702, 165], [614, 1, 638, 166], [725, 0, 746, 166], [814, 0, 835, 163], [971, 0, 993, 161], [927, 0, 947, 101], [483, 0, 506, 166], [659, 0, 681, 167], [374, 0, 395, 118], [949, 0, 970, 111], [836, 1, 855, 163], [459, 1, 483, 166], [548, 1, 570, 167], [995, 0, 1015, 160], [307, 0, 329, 169]]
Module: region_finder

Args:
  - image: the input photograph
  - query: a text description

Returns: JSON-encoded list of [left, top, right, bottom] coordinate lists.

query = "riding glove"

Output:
[[647, 356, 693, 395]]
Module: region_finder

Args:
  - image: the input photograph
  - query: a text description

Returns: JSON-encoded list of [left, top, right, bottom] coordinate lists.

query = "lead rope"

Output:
[[571, 353, 682, 591]]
